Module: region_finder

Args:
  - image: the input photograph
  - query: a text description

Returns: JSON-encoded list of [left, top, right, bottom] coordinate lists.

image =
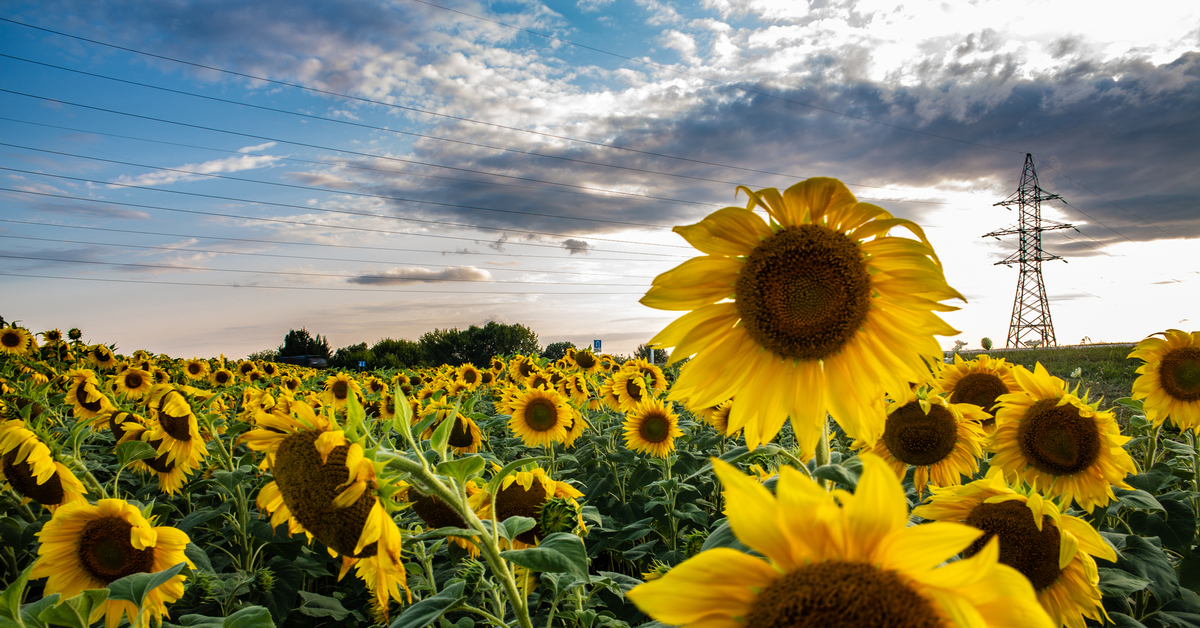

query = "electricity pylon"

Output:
[[982, 154, 1074, 349]]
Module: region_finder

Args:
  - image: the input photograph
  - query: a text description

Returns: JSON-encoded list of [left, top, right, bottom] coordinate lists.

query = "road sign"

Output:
[[593, 339, 601, 351], [358, 360, 366, 368]]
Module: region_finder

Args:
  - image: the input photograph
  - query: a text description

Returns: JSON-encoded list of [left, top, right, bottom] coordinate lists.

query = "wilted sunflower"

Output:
[[31, 499, 192, 628], [0, 326, 34, 356], [477, 464, 584, 547], [914, 474, 1115, 628], [324, 373, 363, 410], [242, 401, 410, 612], [932, 353, 1022, 428], [0, 420, 87, 511], [623, 397, 684, 458], [642, 178, 963, 453], [627, 454, 1053, 628], [991, 363, 1136, 512], [1129, 329, 1200, 431], [855, 392, 988, 496], [112, 367, 153, 400], [508, 388, 573, 447]]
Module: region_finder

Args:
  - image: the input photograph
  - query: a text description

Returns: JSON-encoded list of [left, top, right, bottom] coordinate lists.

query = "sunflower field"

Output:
[[2, 178, 1200, 628]]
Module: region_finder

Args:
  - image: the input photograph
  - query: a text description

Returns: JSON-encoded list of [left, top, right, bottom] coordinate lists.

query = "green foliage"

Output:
[[541, 341, 576, 362], [980, 337, 993, 350], [419, 322, 540, 367], [276, 328, 330, 359]]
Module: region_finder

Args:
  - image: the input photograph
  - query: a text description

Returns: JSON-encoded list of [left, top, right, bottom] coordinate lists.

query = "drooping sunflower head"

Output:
[[857, 392, 988, 496], [570, 349, 599, 373], [508, 387, 573, 448], [623, 397, 683, 458], [932, 353, 1022, 428], [610, 370, 649, 413], [628, 453, 1054, 628], [64, 369, 114, 420], [31, 498, 192, 628], [0, 421, 88, 511], [0, 326, 34, 356], [87, 344, 119, 370], [1129, 329, 1200, 431], [914, 474, 1117, 628], [642, 178, 963, 453], [484, 464, 584, 547], [991, 363, 1137, 512]]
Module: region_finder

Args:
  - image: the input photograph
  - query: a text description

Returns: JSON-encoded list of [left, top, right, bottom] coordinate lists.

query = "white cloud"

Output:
[[111, 154, 281, 187], [238, 142, 277, 153]]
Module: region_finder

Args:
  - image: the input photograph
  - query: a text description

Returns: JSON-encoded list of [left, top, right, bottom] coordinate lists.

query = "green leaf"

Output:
[[346, 392, 366, 440], [1126, 463, 1176, 493], [429, 412, 456, 460], [409, 527, 480, 542], [115, 440, 158, 468], [812, 463, 860, 489], [496, 516, 536, 543], [184, 543, 214, 572], [1115, 397, 1144, 413], [222, 606, 276, 628], [393, 389, 414, 436], [1162, 439, 1199, 455], [1098, 568, 1152, 597], [1114, 488, 1164, 511], [1126, 494, 1198, 555], [388, 581, 466, 628], [0, 563, 33, 624], [36, 590, 108, 628], [213, 470, 249, 495], [500, 533, 589, 582], [18, 594, 58, 628], [296, 591, 351, 620], [436, 456, 486, 484], [177, 503, 232, 533], [700, 520, 750, 554], [106, 563, 187, 609], [1105, 613, 1148, 628], [1181, 553, 1200, 592], [1115, 535, 1179, 604]]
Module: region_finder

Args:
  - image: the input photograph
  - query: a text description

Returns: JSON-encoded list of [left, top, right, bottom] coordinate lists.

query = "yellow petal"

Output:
[[712, 459, 792, 567], [626, 548, 778, 625], [875, 522, 982, 572], [842, 453, 907, 558]]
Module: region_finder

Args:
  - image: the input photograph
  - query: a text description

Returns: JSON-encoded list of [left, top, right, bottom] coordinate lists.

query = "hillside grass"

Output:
[[953, 343, 1142, 421]]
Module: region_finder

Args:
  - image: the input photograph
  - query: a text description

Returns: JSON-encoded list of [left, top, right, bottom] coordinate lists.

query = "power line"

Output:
[[0, 142, 678, 230], [0, 252, 649, 286], [0, 217, 682, 262], [0, 233, 657, 279], [0, 186, 693, 258], [0, 166, 693, 251], [0, 18, 965, 197], [0, 271, 645, 295], [1032, 156, 1173, 238]]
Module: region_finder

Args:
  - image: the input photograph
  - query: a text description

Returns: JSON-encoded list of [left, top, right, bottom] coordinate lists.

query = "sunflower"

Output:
[[1129, 329, 1200, 431], [423, 410, 486, 454], [282, 374, 303, 392], [87, 345, 119, 370], [526, 370, 553, 391], [241, 402, 410, 612], [455, 363, 483, 390], [855, 392, 988, 496], [623, 397, 683, 458], [260, 361, 279, 378], [41, 328, 63, 343], [323, 373, 363, 410], [476, 464, 584, 547], [990, 363, 1137, 512], [610, 370, 649, 413], [144, 384, 207, 469], [209, 368, 234, 387], [112, 367, 153, 400], [627, 453, 1053, 628], [403, 480, 484, 556], [508, 388, 573, 447], [31, 498, 192, 628], [64, 369, 115, 420], [623, 358, 667, 393], [642, 178, 963, 453], [0, 326, 34, 356], [914, 474, 1115, 628], [569, 349, 600, 374], [695, 398, 739, 437], [932, 353, 1022, 428], [0, 421, 87, 511]]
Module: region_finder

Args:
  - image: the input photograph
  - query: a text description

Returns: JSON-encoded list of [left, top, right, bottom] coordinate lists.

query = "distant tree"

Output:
[[542, 341, 576, 362], [417, 322, 540, 367], [330, 342, 373, 369], [246, 349, 278, 361], [635, 343, 669, 364], [418, 328, 468, 366], [277, 328, 331, 358], [372, 337, 427, 369]]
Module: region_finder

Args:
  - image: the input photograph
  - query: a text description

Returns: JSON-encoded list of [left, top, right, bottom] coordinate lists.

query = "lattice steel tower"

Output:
[[982, 154, 1074, 348]]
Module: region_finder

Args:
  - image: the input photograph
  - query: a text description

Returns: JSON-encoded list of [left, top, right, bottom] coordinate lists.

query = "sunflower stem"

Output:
[[1143, 423, 1162, 471], [457, 604, 506, 627], [814, 415, 832, 490], [62, 452, 107, 500]]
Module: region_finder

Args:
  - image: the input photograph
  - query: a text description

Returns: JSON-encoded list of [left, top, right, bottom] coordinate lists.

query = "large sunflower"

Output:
[[641, 178, 963, 452], [610, 370, 650, 413], [1, 326, 34, 356], [627, 453, 1053, 628], [144, 384, 208, 469], [64, 369, 115, 420], [914, 474, 1115, 628], [623, 397, 684, 458], [990, 363, 1136, 512], [508, 387, 573, 447], [932, 353, 1023, 428], [241, 402, 410, 613], [1129, 329, 1200, 431], [0, 420, 87, 511], [855, 392, 988, 496], [31, 498, 192, 628]]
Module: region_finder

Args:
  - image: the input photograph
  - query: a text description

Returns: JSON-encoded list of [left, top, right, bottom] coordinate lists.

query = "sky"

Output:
[[1, 0, 1198, 360]]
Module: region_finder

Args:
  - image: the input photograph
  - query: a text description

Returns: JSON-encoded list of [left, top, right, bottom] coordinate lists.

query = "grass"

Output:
[[953, 343, 1142, 421]]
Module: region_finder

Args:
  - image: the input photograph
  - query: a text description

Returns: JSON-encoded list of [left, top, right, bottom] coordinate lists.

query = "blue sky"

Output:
[[2, 0, 1198, 359]]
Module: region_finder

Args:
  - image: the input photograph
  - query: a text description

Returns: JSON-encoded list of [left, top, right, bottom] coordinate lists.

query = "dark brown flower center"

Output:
[[331, 380, 349, 400], [964, 500, 1063, 590], [1017, 398, 1101, 476], [1, 330, 21, 348], [575, 352, 596, 369], [215, 371, 230, 384], [495, 479, 548, 545], [525, 399, 560, 432], [448, 417, 476, 448], [1159, 347, 1200, 401], [2, 449, 65, 506], [745, 561, 943, 628], [410, 490, 467, 530], [77, 517, 155, 584], [273, 431, 377, 558], [143, 439, 176, 473], [623, 379, 643, 403], [462, 370, 478, 384], [123, 373, 144, 389], [735, 224, 871, 361], [949, 372, 1009, 415], [638, 411, 672, 444], [187, 363, 202, 375], [881, 401, 959, 466]]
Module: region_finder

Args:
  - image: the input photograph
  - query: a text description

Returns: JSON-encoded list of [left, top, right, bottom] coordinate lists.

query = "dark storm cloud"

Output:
[[348, 266, 491, 285], [562, 238, 591, 255]]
